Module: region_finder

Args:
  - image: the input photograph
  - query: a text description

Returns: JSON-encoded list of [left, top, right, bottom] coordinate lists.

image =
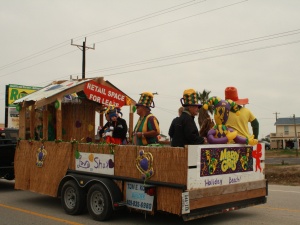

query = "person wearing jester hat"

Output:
[[225, 86, 259, 139], [100, 105, 128, 145], [133, 92, 160, 146], [171, 89, 206, 147], [203, 96, 258, 145]]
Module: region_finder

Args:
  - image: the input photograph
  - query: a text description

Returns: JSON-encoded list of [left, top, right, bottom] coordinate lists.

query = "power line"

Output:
[[1, 29, 300, 95], [73, 0, 207, 40], [0, 50, 77, 78], [0, 0, 248, 77], [1, 30, 299, 93], [93, 0, 249, 45], [0, 40, 69, 71], [0, 0, 204, 72], [100, 39, 300, 77], [75, 28, 300, 76], [2, 27, 300, 80]]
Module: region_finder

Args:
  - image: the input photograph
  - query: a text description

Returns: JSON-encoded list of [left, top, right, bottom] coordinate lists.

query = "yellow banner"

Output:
[[7, 84, 41, 106]]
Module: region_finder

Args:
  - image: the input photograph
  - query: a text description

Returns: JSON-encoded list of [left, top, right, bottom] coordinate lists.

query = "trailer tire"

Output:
[[61, 180, 86, 215], [87, 183, 113, 221]]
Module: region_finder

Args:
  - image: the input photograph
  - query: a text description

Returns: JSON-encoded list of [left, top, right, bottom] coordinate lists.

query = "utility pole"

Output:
[[293, 114, 298, 157], [71, 37, 95, 79], [273, 112, 280, 121]]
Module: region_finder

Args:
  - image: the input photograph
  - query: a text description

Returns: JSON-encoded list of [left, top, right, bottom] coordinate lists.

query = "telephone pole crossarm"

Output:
[[71, 37, 95, 79]]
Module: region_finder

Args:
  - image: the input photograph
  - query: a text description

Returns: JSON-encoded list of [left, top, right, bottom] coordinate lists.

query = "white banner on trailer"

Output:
[[75, 152, 114, 175], [187, 144, 265, 189]]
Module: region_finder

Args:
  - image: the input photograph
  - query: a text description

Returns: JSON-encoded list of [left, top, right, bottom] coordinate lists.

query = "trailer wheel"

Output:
[[87, 184, 113, 221], [61, 180, 85, 215]]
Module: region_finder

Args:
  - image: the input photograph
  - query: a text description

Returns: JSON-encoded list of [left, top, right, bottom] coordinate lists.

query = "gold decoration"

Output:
[[36, 145, 47, 167], [136, 150, 154, 180]]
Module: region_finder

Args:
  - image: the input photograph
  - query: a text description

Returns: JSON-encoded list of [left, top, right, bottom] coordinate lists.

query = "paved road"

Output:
[[0, 180, 300, 225]]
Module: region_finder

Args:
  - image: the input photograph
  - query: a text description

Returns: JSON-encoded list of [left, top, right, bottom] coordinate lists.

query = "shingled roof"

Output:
[[274, 117, 300, 125]]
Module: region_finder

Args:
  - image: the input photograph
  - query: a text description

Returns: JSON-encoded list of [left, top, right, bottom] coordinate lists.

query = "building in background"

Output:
[[270, 117, 300, 149]]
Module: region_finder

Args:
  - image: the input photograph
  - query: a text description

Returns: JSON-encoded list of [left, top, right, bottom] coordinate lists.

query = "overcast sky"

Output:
[[1, 0, 300, 139]]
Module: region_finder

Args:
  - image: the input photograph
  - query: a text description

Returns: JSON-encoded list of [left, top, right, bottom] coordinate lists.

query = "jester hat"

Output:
[[180, 89, 202, 108], [203, 96, 240, 125], [102, 104, 118, 118], [136, 92, 155, 108]]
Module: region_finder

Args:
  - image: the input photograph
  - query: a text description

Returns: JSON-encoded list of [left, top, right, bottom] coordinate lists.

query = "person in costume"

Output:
[[225, 87, 259, 139], [133, 92, 160, 146], [115, 107, 128, 144], [171, 89, 206, 147], [100, 106, 128, 145], [168, 106, 184, 145], [99, 111, 111, 140], [203, 96, 258, 145]]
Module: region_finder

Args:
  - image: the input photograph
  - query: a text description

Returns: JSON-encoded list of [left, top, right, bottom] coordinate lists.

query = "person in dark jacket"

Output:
[[168, 106, 184, 142], [100, 106, 128, 145], [171, 89, 206, 147]]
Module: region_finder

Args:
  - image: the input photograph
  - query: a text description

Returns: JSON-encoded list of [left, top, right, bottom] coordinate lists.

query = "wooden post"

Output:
[[29, 107, 36, 139], [43, 106, 49, 140], [100, 113, 104, 127], [129, 105, 134, 142], [18, 105, 26, 139], [56, 99, 62, 140]]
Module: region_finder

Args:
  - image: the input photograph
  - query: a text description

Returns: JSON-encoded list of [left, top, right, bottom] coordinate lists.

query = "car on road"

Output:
[[0, 128, 19, 180], [260, 141, 270, 150]]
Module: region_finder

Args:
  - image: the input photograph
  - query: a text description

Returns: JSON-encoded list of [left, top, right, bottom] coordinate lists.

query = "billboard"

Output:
[[5, 84, 41, 128]]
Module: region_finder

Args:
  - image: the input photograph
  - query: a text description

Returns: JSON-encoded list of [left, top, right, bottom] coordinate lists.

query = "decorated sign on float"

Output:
[[200, 146, 253, 177], [75, 152, 114, 175], [84, 80, 126, 107], [187, 144, 265, 189]]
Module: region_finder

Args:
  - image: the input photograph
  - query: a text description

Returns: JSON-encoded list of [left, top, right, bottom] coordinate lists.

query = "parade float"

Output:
[[13, 77, 267, 221]]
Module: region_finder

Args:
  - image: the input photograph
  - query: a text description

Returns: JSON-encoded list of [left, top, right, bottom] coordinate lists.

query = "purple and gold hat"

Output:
[[180, 89, 202, 108], [136, 92, 155, 108]]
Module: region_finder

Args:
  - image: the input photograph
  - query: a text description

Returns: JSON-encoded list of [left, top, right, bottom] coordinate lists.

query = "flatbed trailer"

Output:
[[14, 141, 267, 221]]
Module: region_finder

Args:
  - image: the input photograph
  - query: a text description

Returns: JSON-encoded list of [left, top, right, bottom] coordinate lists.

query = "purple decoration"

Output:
[[140, 158, 148, 171], [207, 129, 228, 144], [108, 159, 114, 168], [45, 84, 63, 91], [234, 135, 247, 144], [75, 121, 82, 128], [139, 150, 144, 156], [86, 137, 92, 142], [38, 151, 43, 160]]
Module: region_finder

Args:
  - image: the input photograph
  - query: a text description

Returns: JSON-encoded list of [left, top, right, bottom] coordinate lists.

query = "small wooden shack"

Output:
[[14, 77, 136, 142]]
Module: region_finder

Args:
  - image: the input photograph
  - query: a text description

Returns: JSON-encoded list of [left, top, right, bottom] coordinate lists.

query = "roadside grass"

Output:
[[265, 149, 300, 186], [265, 149, 299, 158]]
